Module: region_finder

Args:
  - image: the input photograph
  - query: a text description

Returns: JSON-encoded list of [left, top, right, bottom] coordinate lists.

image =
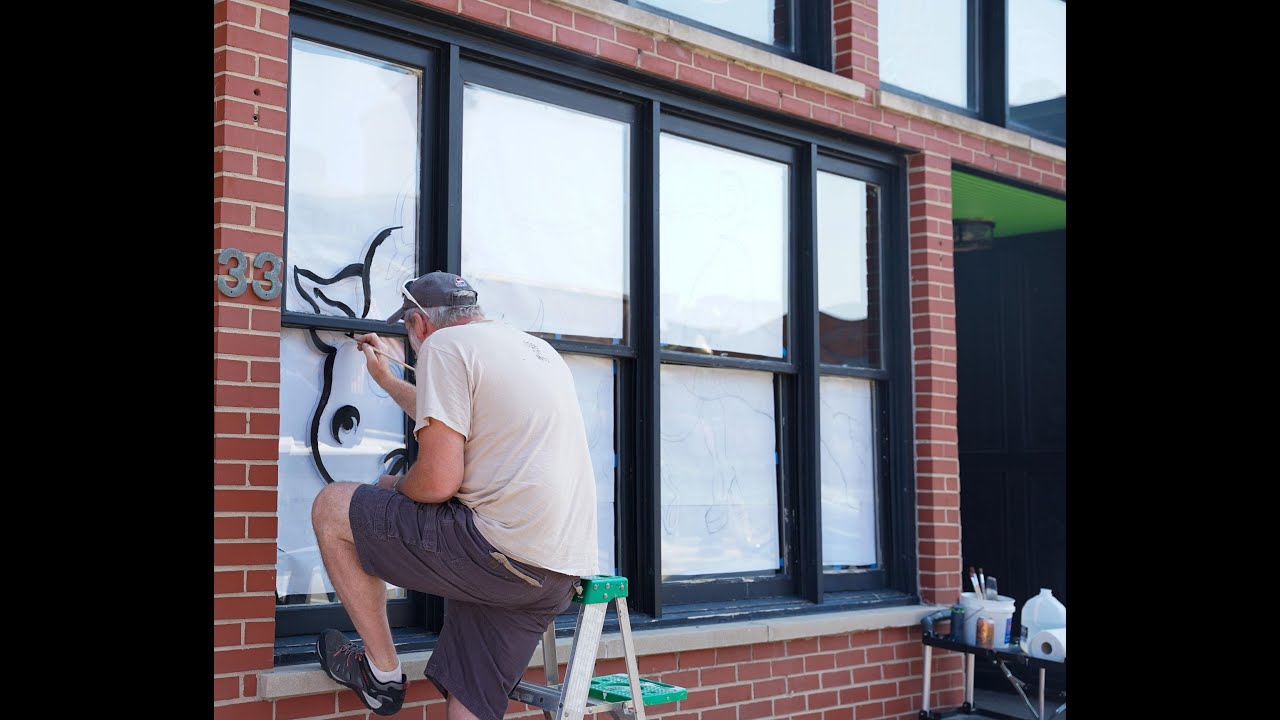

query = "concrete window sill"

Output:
[[258, 604, 941, 700]]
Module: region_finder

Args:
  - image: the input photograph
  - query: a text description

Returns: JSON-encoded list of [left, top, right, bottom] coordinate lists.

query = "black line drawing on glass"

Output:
[[821, 406, 862, 514], [291, 225, 409, 484], [660, 371, 772, 538]]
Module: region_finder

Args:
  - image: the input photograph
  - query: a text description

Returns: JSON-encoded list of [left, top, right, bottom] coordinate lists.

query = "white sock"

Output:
[[368, 657, 402, 682]]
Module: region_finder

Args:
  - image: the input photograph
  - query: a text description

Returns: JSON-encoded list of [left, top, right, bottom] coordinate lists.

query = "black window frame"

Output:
[[275, 15, 445, 656], [652, 116, 799, 604], [454, 56, 641, 581], [617, 0, 831, 70], [879, 0, 1065, 147], [811, 152, 894, 594], [274, 0, 917, 665]]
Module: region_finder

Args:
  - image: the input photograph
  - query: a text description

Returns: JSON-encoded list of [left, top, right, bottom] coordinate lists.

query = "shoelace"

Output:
[[337, 641, 366, 673]]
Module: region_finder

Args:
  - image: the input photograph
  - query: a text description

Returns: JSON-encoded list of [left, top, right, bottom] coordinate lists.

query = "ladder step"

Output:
[[587, 674, 687, 706], [573, 576, 628, 604]]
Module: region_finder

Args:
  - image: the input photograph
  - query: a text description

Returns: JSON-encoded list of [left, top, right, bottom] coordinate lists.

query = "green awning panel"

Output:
[[952, 171, 1066, 238]]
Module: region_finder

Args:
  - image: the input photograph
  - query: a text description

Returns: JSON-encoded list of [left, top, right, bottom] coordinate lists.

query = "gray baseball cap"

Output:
[[385, 271, 479, 324]]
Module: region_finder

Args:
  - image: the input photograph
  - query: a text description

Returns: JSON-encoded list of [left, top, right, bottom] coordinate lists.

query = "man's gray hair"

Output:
[[416, 304, 486, 328]]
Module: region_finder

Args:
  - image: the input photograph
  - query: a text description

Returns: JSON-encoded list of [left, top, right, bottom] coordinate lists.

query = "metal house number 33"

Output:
[[216, 247, 282, 301]]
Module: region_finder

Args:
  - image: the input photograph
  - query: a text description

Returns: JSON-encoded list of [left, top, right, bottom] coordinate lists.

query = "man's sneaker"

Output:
[[316, 629, 406, 716]]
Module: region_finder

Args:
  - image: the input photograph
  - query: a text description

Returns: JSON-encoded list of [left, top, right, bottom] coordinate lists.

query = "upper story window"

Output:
[[880, 0, 972, 112], [618, 0, 830, 68], [1007, 0, 1065, 142], [880, 0, 1066, 146]]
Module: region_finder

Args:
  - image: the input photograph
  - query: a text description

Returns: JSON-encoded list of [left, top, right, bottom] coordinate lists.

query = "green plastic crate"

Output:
[[588, 674, 687, 706]]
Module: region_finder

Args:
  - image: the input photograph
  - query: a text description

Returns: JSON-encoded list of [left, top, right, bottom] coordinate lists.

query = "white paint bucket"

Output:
[[959, 591, 1017, 647]]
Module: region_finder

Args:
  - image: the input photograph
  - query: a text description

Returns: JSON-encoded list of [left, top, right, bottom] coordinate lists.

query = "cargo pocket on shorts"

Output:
[[384, 494, 439, 553]]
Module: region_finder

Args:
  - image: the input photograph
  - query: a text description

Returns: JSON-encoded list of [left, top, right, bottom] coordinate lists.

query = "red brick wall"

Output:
[[833, 1, 878, 95], [907, 151, 961, 608], [243, 630, 968, 720], [214, 0, 289, 713], [213, 0, 1060, 717]]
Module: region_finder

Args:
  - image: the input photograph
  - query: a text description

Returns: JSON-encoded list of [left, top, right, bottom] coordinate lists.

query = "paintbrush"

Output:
[[346, 333, 415, 373], [978, 568, 987, 598]]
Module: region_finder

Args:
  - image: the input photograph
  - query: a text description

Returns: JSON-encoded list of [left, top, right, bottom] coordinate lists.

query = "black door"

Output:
[[955, 231, 1066, 697]]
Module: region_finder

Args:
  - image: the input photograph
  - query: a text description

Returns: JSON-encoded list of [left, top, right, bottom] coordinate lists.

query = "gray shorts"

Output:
[[349, 484, 578, 720]]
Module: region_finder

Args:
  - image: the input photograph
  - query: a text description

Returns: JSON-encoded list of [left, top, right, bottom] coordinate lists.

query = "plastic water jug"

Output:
[[1019, 588, 1066, 653]]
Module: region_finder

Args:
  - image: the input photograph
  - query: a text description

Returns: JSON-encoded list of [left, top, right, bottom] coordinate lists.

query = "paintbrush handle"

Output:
[[365, 343, 415, 373]]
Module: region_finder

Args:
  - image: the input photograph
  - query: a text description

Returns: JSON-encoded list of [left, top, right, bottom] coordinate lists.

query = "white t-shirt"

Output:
[[413, 319, 599, 578]]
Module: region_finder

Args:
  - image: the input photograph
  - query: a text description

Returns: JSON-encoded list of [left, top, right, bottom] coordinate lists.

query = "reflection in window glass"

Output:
[[660, 133, 788, 359], [879, 0, 970, 109], [284, 39, 420, 322], [562, 354, 618, 575], [817, 172, 880, 368], [638, 0, 787, 47], [660, 365, 779, 578], [1008, 0, 1066, 142], [276, 328, 411, 604], [820, 376, 878, 569], [461, 84, 630, 343]]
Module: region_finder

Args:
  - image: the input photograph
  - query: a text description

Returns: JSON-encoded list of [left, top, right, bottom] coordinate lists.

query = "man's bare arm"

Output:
[[394, 419, 465, 504], [356, 332, 416, 417]]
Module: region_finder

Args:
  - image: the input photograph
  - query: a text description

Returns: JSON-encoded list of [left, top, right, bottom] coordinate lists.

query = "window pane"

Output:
[[562, 354, 618, 576], [820, 376, 878, 570], [639, 0, 788, 47], [276, 328, 411, 604], [817, 172, 881, 368], [284, 39, 420, 322], [461, 84, 630, 344], [660, 365, 779, 578], [879, 0, 970, 109], [1008, 0, 1066, 142], [660, 133, 788, 359]]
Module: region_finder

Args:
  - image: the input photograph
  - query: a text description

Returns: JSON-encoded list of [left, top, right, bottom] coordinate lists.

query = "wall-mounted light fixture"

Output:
[[953, 218, 995, 252]]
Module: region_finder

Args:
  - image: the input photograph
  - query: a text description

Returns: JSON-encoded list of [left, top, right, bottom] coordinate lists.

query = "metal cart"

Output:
[[919, 632, 1065, 719]]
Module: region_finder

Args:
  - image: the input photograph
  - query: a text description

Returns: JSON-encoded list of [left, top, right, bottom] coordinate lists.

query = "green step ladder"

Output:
[[509, 576, 688, 720]]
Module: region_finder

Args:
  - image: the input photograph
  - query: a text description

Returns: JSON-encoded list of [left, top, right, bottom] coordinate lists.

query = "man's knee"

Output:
[[312, 481, 360, 534]]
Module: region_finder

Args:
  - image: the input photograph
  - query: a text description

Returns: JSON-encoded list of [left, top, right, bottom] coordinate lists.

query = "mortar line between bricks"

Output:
[[214, 300, 283, 310], [213, 458, 278, 464], [214, 328, 282, 338], [214, 433, 284, 439], [213, 112, 287, 129], [215, 169, 287, 184], [212, 201, 287, 211], [214, 350, 282, 358], [213, 148, 288, 161], [213, 148, 286, 163], [214, 642, 276, 650], [220, 0, 292, 14], [213, 101, 287, 115], [212, 225, 285, 235], [214, 23, 290, 42]]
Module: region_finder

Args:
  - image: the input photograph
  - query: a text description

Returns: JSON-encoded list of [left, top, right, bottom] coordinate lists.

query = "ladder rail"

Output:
[[613, 597, 646, 720], [555, 602, 608, 720]]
